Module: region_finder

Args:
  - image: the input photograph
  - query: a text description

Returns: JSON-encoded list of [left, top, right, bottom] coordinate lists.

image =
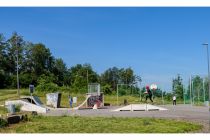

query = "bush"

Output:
[[102, 84, 112, 95], [59, 86, 71, 92], [0, 118, 8, 128], [36, 82, 58, 92], [36, 74, 59, 92], [118, 89, 126, 96], [19, 73, 37, 88]]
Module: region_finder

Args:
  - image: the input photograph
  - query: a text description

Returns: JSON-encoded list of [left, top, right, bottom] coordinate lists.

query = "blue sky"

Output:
[[0, 7, 210, 91]]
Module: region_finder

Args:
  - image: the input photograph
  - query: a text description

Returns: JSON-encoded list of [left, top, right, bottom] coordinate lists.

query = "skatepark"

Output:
[[1, 83, 209, 133]]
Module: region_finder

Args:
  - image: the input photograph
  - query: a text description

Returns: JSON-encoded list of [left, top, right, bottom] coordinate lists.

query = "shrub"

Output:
[[59, 86, 71, 92], [118, 89, 126, 96], [36, 82, 58, 92], [0, 118, 8, 128], [36, 74, 59, 92], [102, 84, 112, 95]]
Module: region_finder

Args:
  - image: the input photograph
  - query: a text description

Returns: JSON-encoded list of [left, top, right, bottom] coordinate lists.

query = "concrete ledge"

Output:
[[113, 104, 168, 111]]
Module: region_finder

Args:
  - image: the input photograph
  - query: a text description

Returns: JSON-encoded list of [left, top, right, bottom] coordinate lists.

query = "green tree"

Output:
[[0, 34, 8, 88], [69, 64, 98, 92], [172, 74, 183, 99], [7, 32, 25, 75], [191, 76, 203, 101], [53, 58, 67, 86], [30, 43, 53, 76], [101, 67, 120, 90]]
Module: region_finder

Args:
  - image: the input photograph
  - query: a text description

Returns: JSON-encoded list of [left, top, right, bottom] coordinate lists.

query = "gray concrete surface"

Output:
[[44, 104, 209, 133]]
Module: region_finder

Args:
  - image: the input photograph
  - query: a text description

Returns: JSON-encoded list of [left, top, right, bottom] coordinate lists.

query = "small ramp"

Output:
[[5, 96, 47, 113], [73, 95, 91, 110], [113, 104, 168, 111]]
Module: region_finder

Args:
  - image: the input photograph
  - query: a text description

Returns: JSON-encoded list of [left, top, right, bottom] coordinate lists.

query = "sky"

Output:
[[0, 7, 210, 91]]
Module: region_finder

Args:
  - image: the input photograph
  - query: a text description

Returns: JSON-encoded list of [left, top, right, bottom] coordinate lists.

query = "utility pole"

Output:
[[203, 78, 206, 102], [183, 85, 185, 105], [202, 43, 210, 131], [190, 76, 192, 106], [139, 81, 142, 102], [192, 80, 194, 105], [87, 70, 89, 93], [16, 42, 20, 97], [117, 84, 118, 106]]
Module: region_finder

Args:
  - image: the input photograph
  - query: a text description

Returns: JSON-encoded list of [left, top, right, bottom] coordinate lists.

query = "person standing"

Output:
[[173, 95, 176, 105], [145, 85, 153, 103], [68, 95, 73, 108]]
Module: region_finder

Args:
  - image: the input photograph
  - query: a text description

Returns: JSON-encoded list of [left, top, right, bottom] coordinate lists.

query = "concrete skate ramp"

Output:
[[5, 96, 47, 113], [73, 95, 91, 110], [113, 104, 168, 111]]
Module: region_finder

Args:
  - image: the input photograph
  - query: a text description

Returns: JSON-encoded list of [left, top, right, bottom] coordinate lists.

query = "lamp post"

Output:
[[87, 70, 89, 93], [203, 78, 206, 102], [190, 76, 192, 105], [183, 85, 185, 105], [139, 81, 142, 102], [16, 45, 20, 97], [203, 43, 210, 102], [203, 43, 210, 131]]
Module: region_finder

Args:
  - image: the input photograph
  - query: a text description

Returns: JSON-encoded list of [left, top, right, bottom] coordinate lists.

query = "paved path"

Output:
[[44, 104, 209, 133]]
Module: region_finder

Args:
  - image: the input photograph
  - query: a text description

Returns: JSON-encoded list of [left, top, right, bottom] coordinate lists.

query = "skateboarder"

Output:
[[145, 85, 153, 103]]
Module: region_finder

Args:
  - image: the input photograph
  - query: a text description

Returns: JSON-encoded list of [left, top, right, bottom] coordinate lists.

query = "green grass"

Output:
[[0, 115, 202, 133], [0, 89, 19, 105], [0, 106, 7, 114]]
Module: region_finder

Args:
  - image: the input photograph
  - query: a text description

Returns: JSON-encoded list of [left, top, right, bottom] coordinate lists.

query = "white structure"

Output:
[[88, 83, 100, 95], [46, 92, 61, 108], [5, 96, 47, 113], [113, 104, 167, 111], [73, 97, 77, 104]]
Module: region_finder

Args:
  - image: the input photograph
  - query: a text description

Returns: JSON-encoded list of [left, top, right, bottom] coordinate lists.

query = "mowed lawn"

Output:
[[0, 115, 202, 133]]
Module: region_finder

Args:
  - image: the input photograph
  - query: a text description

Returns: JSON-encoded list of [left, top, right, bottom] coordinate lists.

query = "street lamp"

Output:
[[203, 43, 210, 101], [202, 43, 210, 131], [16, 44, 20, 97]]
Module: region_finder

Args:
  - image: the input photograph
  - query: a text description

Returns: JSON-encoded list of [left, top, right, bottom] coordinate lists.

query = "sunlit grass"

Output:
[[0, 115, 202, 133]]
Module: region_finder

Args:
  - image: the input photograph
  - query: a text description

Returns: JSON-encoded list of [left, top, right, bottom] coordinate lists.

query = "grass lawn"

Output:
[[0, 115, 202, 133]]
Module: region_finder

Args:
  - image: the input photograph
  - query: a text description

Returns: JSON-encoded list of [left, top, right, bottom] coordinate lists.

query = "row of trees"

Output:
[[172, 74, 209, 102], [0, 32, 141, 94]]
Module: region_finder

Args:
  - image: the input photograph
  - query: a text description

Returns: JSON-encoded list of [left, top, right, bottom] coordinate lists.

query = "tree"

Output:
[[191, 75, 206, 101], [7, 32, 25, 74], [53, 58, 67, 86], [69, 64, 98, 92], [0, 34, 8, 88], [172, 74, 183, 99], [101, 67, 140, 93], [120, 68, 135, 85], [0, 32, 26, 88], [101, 67, 120, 90], [0, 32, 145, 94], [30, 43, 53, 76]]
